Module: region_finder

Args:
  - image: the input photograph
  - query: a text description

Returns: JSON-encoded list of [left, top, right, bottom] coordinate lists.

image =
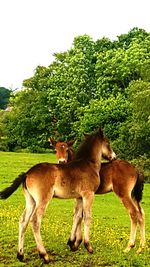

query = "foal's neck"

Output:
[[89, 152, 102, 168], [75, 140, 102, 167]]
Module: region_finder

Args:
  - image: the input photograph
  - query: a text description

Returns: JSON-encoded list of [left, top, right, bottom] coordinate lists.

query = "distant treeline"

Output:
[[0, 87, 11, 109], [0, 28, 150, 163]]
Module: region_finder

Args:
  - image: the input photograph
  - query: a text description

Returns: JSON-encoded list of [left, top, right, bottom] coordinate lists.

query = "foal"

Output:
[[0, 128, 115, 263], [49, 138, 75, 163], [52, 139, 145, 253]]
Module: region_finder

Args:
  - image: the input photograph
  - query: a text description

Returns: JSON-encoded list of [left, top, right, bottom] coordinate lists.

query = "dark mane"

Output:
[[75, 131, 100, 160], [68, 147, 75, 161]]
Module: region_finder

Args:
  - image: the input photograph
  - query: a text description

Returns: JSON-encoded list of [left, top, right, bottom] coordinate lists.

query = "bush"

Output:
[[131, 155, 150, 183]]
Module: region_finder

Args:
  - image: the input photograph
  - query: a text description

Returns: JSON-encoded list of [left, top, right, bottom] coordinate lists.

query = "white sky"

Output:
[[0, 0, 150, 90]]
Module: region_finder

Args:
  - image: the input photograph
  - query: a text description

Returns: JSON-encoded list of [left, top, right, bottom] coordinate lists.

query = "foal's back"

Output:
[[26, 160, 100, 199]]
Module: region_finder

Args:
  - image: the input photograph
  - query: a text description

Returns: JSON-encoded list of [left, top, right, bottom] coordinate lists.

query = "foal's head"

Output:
[[100, 132, 116, 161], [76, 128, 116, 162], [49, 138, 75, 163]]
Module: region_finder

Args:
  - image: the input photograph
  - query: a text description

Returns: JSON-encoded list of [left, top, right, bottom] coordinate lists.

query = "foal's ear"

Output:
[[83, 133, 90, 138], [49, 137, 57, 147], [67, 140, 75, 147], [99, 128, 104, 137]]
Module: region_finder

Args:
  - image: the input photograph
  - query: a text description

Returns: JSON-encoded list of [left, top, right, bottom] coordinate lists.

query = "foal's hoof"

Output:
[[123, 244, 135, 253], [44, 256, 50, 264], [17, 252, 24, 262], [67, 238, 75, 250], [39, 252, 50, 264], [137, 247, 145, 254], [71, 246, 79, 252], [123, 247, 130, 253], [84, 242, 93, 254]]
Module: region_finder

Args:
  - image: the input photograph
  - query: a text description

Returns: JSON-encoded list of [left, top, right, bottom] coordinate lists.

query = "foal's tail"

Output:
[[132, 169, 144, 203], [0, 173, 26, 199]]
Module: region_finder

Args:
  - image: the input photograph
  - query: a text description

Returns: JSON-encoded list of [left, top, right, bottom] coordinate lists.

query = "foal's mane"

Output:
[[68, 147, 74, 155], [75, 130, 102, 160], [67, 148, 75, 162]]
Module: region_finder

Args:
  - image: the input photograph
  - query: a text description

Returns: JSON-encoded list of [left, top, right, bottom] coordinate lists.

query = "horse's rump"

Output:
[[97, 160, 142, 196]]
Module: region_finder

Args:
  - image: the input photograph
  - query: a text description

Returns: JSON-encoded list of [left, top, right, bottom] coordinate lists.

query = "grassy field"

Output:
[[0, 151, 149, 267]]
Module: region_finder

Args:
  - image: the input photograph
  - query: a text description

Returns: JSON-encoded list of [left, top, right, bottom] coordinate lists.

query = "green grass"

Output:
[[0, 152, 150, 266]]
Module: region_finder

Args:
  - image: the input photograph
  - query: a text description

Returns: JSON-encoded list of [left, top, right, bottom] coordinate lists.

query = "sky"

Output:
[[0, 0, 150, 90]]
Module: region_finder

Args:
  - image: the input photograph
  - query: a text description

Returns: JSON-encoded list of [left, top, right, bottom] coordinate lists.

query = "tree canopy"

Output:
[[0, 27, 150, 158]]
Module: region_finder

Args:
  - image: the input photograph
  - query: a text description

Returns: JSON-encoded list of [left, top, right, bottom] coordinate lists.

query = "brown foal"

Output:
[[51, 138, 145, 253], [49, 138, 75, 163], [0, 128, 116, 263]]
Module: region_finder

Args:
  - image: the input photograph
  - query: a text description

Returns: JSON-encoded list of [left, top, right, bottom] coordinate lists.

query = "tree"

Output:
[[4, 88, 52, 152], [115, 27, 149, 48], [0, 87, 11, 109], [95, 35, 150, 98], [127, 80, 150, 157], [73, 93, 130, 144], [95, 37, 114, 53], [113, 80, 150, 158], [1, 28, 150, 158], [47, 34, 97, 139]]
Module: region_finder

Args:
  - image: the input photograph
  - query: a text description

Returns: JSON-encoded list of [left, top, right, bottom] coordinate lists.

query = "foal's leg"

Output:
[[135, 202, 145, 253], [74, 221, 83, 249], [68, 198, 83, 251], [68, 217, 83, 251], [30, 201, 49, 263], [82, 193, 94, 253], [120, 196, 138, 252], [17, 190, 36, 261]]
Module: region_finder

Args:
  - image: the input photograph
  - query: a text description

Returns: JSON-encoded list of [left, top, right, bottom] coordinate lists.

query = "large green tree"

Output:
[[46, 35, 96, 139], [4, 88, 51, 152], [95, 35, 150, 98], [112, 80, 150, 158], [1, 28, 150, 158], [73, 93, 130, 141], [115, 27, 149, 48]]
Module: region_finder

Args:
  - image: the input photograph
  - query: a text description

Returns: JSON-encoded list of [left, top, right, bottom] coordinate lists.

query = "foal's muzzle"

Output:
[[110, 152, 117, 161], [58, 158, 67, 164], [104, 151, 117, 161]]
